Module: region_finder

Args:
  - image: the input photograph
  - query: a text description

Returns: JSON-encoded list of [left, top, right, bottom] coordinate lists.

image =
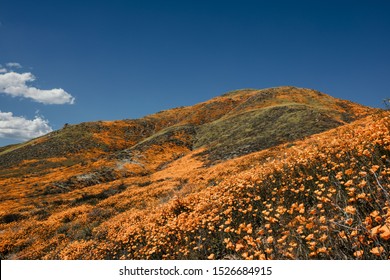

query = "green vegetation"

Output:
[[195, 104, 342, 163]]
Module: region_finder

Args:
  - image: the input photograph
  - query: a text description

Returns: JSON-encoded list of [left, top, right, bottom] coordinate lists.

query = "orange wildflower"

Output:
[[353, 250, 364, 258], [235, 243, 245, 252], [370, 246, 384, 256], [370, 165, 380, 173], [345, 206, 356, 215], [379, 224, 390, 240], [266, 236, 274, 243]]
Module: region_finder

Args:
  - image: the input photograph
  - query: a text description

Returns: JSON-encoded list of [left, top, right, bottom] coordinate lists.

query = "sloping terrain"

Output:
[[1, 86, 388, 260]]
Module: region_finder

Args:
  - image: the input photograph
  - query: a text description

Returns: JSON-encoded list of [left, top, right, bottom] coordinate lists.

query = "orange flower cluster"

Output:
[[1, 112, 389, 260], [84, 113, 390, 259]]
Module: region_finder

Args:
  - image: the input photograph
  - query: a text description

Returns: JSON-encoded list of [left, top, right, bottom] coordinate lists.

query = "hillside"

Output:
[[1, 86, 389, 260]]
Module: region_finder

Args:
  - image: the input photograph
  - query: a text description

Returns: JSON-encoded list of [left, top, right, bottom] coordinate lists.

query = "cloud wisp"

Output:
[[6, 62, 22, 68], [0, 111, 53, 141], [0, 71, 75, 104]]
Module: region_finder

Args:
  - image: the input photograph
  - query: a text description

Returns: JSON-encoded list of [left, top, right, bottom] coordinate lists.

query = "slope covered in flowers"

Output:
[[0, 87, 386, 259], [1, 112, 388, 259], [76, 112, 388, 260]]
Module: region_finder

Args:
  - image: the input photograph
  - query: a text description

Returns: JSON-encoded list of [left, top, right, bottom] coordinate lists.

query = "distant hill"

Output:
[[1, 86, 389, 260]]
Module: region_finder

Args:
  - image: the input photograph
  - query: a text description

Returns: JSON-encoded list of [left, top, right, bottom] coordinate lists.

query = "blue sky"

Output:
[[0, 0, 389, 146]]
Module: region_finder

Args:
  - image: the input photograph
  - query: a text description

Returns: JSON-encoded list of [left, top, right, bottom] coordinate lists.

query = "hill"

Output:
[[1, 86, 389, 260]]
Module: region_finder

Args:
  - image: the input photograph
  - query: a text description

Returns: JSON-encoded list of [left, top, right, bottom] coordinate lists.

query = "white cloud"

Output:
[[0, 71, 75, 104], [0, 111, 53, 141], [0, 68, 6, 73], [6, 62, 22, 68]]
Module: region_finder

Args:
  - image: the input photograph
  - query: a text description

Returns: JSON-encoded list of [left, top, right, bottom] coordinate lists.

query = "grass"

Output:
[[194, 104, 343, 164]]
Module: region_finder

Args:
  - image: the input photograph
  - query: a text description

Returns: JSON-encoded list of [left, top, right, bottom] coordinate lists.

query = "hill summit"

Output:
[[1, 86, 389, 260]]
